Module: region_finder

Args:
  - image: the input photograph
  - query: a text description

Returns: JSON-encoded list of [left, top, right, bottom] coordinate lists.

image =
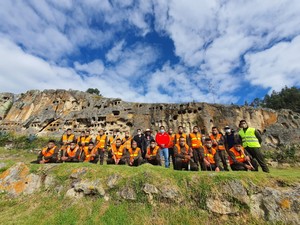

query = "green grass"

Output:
[[0, 148, 300, 225]]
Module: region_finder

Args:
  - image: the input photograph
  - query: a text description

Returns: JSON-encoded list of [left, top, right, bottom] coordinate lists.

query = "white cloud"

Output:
[[74, 60, 104, 76], [245, 35, 300, 91]]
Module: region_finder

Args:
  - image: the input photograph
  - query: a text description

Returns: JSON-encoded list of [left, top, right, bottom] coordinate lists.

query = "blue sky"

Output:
[[0, 0, 300, 105]]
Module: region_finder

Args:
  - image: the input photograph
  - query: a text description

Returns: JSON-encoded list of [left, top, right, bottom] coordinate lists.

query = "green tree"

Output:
[[86, 88, 101, 96], [258, 86, 300, 112]]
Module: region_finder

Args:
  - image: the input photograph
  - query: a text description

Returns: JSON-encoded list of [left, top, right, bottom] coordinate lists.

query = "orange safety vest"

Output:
[[96, 134, 107, 149], [109, 136, 119, 145], [66, 145, 80, 158], [210, 133, 225, 150], [175, 133, 187, 144], [168, 134, 175, 148], [42, 146, 57, 162], [203, 146, 217, 164], [122, 137, 132, 150], [228, 147, 246, 165], [77, 136, 85, 144], [175, 144, 190, 162], [62, 134, 75, 145], [81, 136, 92, 146], [128, 147, 141, 160], [189, 133, 202, 148], [147, 146, 160, 157], [111, 144, 125, 159], [83, 146, 98, 162]]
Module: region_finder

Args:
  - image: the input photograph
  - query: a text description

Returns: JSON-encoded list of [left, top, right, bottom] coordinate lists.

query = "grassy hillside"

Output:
[[0, 147, 299, 225]]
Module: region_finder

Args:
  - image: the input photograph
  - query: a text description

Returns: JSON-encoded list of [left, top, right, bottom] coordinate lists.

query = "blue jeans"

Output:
[[160, 148, 169, 168]]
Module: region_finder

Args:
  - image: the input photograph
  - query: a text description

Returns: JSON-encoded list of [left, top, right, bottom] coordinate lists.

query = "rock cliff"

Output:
[[0, 89, 300, 148]]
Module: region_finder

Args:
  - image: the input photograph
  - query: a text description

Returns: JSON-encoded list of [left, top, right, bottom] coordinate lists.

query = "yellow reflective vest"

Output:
[[238, 127, 261, 148]]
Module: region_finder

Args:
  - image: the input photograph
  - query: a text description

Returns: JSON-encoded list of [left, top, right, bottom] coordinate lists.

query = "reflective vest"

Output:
[[66, 145, 80, 158], [62, 134, 75, 145], [203, 146, 217, 164], [175, 144, 190, 155], [238, 127, 261, 148], [111, 144, 125, 159], [83, 146, 98, 162], [189, 133, 202, 148], [77, 136, 85, 145], [96, 134, 107, 149], [175, 133, 187, 144], [122, 137, 132, 150], [82, 136, 92, 146], [168, 134, 175, 148], [128, 147, 141, 159], [109, 136, 119, 146], [210, 133, 225, 150], [228, 147, 246, 165], [42, 146, 57, 162], [147, 146, 160, 157], [175, 144, 190, 162]]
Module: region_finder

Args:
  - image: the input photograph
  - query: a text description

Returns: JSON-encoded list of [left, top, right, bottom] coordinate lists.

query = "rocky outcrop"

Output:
[[1, 163, 299, 224], [0, 89, 300, 149]]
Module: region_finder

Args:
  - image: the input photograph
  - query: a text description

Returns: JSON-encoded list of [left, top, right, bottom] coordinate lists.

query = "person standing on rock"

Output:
[[145, 140, 161, 165], [238, 120, 270, 173], [95, 129, 107, 165], [32, 140, 59, 164], [188, 126, 203, 168], [228, 142, 258, 171], [81, 142, 99, 164], [174, 136, 198, 171], [107, 138, 127, 165], [60, 141, 81, 163], [156, 126, 170, 168], [210, 127, 229, 171], [126, 140, 143, 166]]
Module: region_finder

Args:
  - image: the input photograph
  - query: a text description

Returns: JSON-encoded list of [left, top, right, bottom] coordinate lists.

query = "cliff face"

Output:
[[0, 89, 299, 147]]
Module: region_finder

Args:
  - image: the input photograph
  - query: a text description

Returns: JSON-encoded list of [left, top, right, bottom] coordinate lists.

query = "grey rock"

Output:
[[223, 179, 250, 205], [107, 174, 120, 188], [70, 168, 87, 179], [160, 186, 181, 202], [143, 183, 159, 194], [73, 179, 105, 196], [119, 187, 136, 200], [23, 173, 42, 195], [65, 188, 84, 199], [206, 195, 239, 215], [44, 175, 56, 189], [0, 162, 7, 170]]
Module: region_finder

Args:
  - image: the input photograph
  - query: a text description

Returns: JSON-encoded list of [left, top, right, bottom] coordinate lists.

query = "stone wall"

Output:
[[0, 89, 299, 148]]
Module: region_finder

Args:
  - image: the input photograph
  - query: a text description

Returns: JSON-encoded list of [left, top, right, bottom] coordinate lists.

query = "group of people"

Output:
[[32, 120, 270, 173]]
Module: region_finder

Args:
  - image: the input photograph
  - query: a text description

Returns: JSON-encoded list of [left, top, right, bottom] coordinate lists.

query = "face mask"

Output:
[[225, 129, 231, 133], [137, 131, 141, 135], [160, 129, 165, 133], [150, 144, 155, 148], [206, 144, 212, 148]]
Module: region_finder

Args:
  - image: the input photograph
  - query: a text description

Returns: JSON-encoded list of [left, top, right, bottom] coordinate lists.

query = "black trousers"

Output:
[[107, 158, 126, 165], [147, 158, 161, 166], [128, 157, 143, 166], [245, 147, 269, 173], [98, 149, 105, 165], [230, 160, 258, 171], [174, 158, 198, 171], [217, 150, 229, 170]]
